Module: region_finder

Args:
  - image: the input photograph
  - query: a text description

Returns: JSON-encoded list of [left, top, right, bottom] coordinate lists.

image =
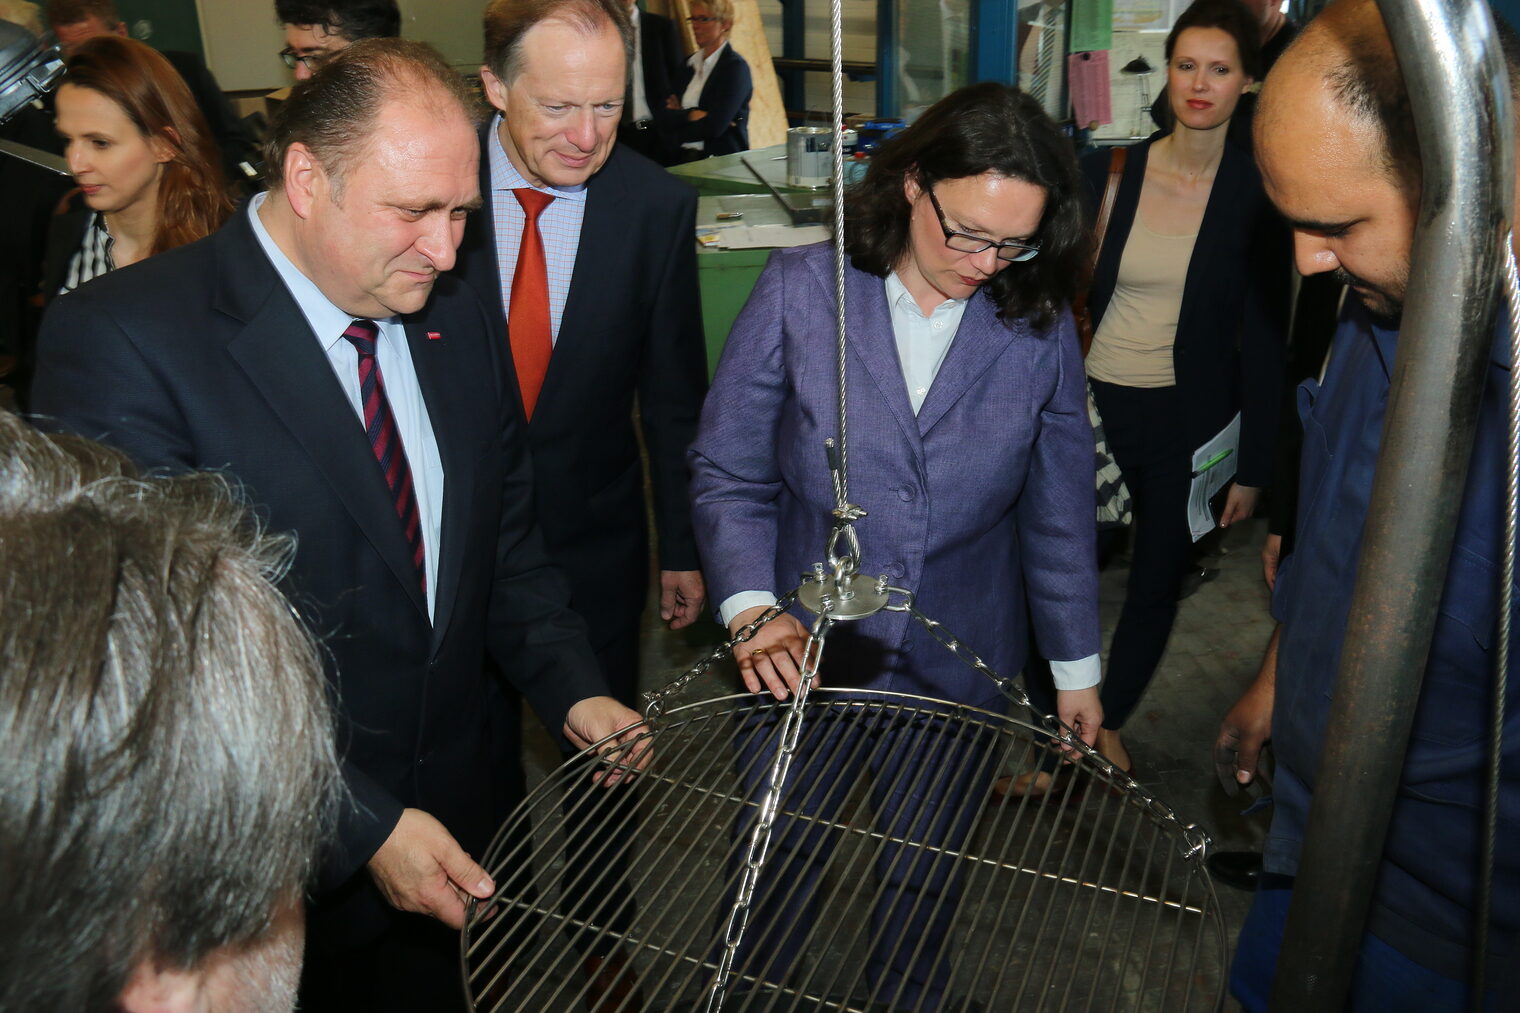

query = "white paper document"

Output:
[[705, 224, 832, 249], [1188, 412, 1241, 542]]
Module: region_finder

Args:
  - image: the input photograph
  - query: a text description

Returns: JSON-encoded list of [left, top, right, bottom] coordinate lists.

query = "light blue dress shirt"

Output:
[[248, 193, 444, 620], [487, 114, 588, 344], [717, 269, 1101, 690]]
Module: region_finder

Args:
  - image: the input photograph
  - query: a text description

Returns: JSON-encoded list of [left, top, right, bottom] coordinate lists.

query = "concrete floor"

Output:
[[518, 517, 1279, 1011]]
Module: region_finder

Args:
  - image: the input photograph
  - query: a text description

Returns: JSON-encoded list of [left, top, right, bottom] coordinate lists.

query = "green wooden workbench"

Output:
[[686, 192, 833, 377]]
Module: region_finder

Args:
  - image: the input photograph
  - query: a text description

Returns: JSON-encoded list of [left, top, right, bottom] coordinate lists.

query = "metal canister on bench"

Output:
[[786, 126, 833, 188]]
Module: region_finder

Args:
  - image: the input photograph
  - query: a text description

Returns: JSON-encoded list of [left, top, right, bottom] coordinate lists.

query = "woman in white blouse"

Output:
[[658, 0, 752, 160]]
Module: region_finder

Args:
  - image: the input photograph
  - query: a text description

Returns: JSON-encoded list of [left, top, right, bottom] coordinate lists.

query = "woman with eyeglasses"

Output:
[[687, 83, 1101, 1007], [1011, 0, 1287, 794], [657, 0, 751, 161], [42, 36, 232, 301]]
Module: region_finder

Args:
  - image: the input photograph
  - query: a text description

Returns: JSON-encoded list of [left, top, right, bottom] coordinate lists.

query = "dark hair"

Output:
[[482, 0, 632, 85], [1165, 0, 1263, 81], [62, 36, 232, 255], [45, 0, 117, 28], [1322, 8, 1518, 195], [844, 81, 1087, 328], [275, 0, 401, 42], [263, 36, 478, 193], [0, 409, 341, 1012]]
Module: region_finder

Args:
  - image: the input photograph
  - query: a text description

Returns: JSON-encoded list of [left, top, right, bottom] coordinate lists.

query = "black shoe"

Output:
[[1207, 849, 1263, 891], [1178, 566, 1220, 601]]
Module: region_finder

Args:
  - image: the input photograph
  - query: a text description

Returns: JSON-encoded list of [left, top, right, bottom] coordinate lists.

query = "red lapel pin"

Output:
[[426, 331, 442, 341]]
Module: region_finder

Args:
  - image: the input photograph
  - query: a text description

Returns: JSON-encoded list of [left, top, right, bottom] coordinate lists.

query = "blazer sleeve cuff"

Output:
[[317, 760, 404, 894]]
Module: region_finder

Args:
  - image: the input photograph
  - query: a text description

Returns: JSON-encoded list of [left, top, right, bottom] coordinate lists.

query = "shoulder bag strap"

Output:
[[1092, 145, 1127, 271]]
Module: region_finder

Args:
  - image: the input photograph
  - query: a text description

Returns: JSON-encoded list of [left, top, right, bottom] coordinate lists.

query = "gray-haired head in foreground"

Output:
[[0, 410, 340, 1013], [262, 36, 478, 194]]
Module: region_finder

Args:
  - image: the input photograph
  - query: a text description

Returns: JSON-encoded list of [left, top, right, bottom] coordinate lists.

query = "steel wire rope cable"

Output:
[[1474, 236, 1519, 1010], [703, 0, 857, 1005]]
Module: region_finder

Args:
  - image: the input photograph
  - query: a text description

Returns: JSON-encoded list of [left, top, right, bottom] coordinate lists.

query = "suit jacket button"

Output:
[[897, 486, 915, 502]]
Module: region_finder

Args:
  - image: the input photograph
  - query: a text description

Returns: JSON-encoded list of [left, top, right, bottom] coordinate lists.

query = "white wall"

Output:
[[195, 0, 489, 93]]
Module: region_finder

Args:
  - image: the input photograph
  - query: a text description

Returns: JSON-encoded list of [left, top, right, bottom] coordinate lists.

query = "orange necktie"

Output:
[[509, 188, 554, 419]]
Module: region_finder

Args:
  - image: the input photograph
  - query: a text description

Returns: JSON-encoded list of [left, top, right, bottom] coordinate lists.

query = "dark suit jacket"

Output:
[[660, 43, 752, 157], [620, 9, 687, 163], [30, 207, 605, 944], [637, 10, 685, 113], [38, 194, 89, 305], [1081, 136, 1289, 487], [454, 135, 707, 670]]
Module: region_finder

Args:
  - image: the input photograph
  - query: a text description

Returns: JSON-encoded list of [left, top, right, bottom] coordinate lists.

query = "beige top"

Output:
[[1085, 215, 1199, 388]]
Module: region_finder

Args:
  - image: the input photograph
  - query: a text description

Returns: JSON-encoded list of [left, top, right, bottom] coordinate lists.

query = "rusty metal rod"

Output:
[[1268, 0, 1513, 1008]]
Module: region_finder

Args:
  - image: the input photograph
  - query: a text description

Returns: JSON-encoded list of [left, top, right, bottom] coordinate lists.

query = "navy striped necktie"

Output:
[[342, 319, 426, 596]]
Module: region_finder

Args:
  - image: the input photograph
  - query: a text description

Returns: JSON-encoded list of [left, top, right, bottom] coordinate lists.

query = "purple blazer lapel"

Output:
[[835, 263, 924, 465], [916, 291, 1021, 436]]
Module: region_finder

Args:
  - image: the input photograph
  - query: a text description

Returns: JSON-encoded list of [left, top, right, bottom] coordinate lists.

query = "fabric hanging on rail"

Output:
[[1070, 0, 1113, 53]]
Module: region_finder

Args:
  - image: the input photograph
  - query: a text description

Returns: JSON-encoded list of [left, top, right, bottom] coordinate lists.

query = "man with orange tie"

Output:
[[454, 0, 707, 1004]]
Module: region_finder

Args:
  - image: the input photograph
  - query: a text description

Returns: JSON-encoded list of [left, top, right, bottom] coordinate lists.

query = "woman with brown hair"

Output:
[[43, 34, 232, 297], [690, 82, 1102, 1007]]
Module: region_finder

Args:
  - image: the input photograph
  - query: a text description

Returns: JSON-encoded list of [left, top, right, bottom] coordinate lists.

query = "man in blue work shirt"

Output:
[[1213, 0, 1520, 1008]]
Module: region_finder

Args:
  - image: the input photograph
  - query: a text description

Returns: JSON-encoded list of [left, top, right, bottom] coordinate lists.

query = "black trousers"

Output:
[[1088, 380, 1196, 731], [300, 911, 466, 1012]]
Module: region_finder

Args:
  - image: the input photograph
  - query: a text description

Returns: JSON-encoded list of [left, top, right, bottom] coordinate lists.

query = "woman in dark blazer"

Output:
[[1065, 0, 1288, 783], [659, 0, 751, 160]]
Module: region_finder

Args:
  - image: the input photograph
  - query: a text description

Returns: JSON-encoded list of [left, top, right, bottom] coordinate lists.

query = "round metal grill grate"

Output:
[[463, 689, 1226, 1012]]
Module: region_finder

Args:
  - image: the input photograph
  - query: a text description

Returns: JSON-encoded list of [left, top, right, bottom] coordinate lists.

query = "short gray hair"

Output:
[[263, 36, 479, 194], [0, 410, 341, 1012]]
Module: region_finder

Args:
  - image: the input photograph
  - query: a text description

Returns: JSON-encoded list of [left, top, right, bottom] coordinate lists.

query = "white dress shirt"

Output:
[[717, 268, 1101, 691], [249, 193, 445, 620], [886, 268, 969, 414], [629, 5, 653, 123], [680, 41, 728, 152]]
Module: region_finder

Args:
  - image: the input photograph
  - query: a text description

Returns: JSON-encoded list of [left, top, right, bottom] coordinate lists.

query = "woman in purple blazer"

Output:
[[688, 83, 1103, 1007]]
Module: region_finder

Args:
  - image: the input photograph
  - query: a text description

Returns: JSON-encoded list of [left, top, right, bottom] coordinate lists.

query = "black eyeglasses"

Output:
[[686, 15, 720, 22], [279, 47, 329, 71], [926, 187, 1041, 262]]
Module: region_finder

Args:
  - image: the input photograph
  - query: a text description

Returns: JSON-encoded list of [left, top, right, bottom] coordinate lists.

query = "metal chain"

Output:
[[904, 604, 1212, 860], [1473, 235, 1519, 1006], [641, 592, 800, 720], [706, 611, 836, 1012]]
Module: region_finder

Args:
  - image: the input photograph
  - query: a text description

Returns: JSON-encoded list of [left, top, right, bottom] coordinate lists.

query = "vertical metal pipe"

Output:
[[967, 0, 1018, 87], [780, 0, 806, 116], [1268, 0, 1513, 1009], [874, 0, 898, 118]]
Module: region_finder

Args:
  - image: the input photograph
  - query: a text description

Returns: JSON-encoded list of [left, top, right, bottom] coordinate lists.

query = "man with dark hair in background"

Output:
[[31, 38, 645, 1011], [0, 408, 341, 1013], [1214, 1, 1519, 1007], [45, 0, 259, 184], [275, 0, 399, 80]]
